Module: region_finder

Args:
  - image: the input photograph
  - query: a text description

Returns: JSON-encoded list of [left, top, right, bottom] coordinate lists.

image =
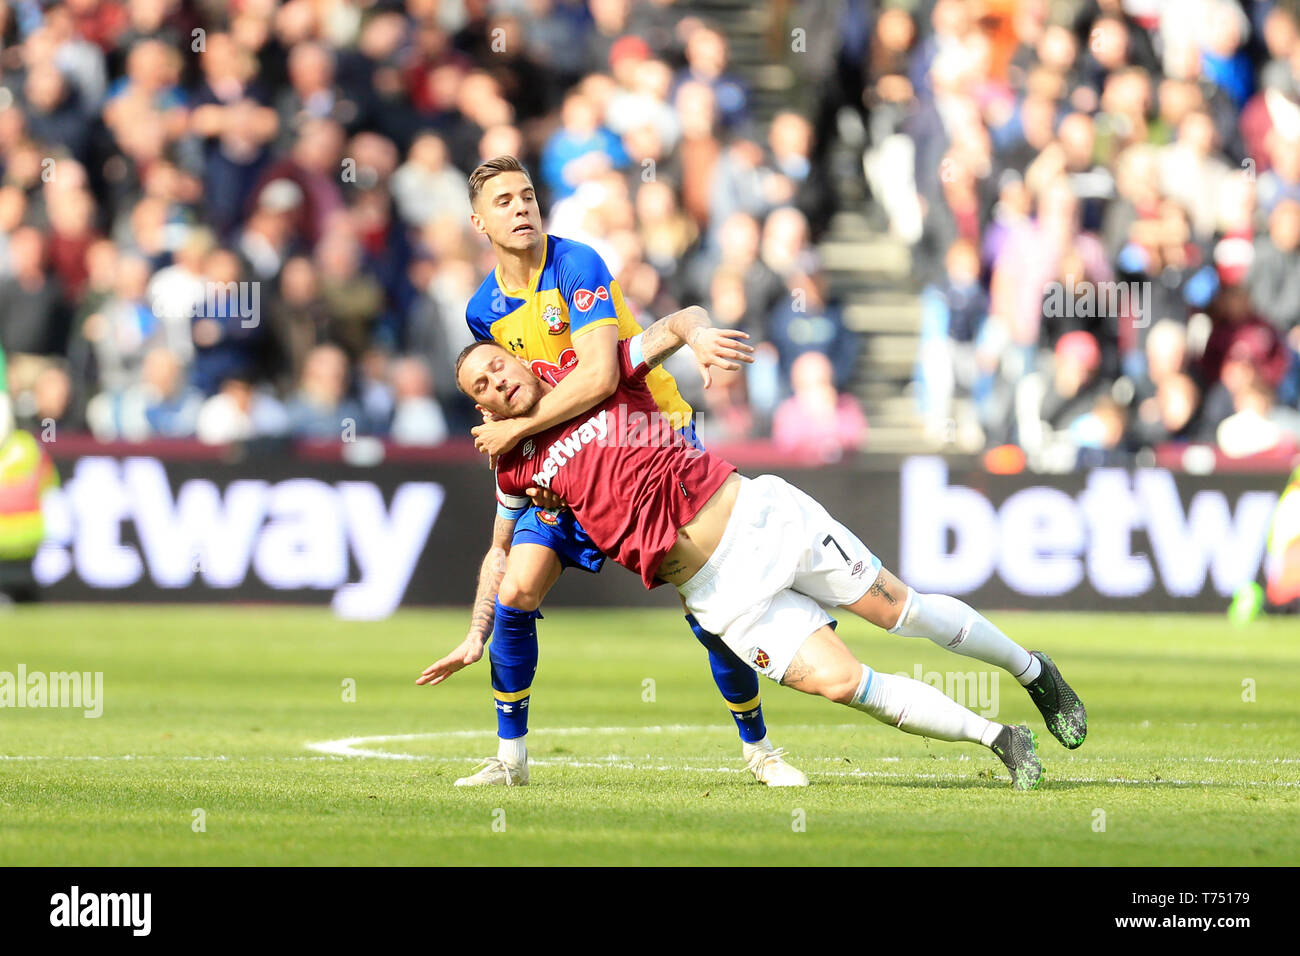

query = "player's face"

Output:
[[471, 172, 542, 251], [459, 346, 542, 418]]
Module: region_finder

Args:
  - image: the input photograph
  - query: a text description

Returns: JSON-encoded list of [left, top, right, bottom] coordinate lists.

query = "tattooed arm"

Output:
[[637, 306, 755, 387], [416, 515, 515, 687], [466, 515, 515, 641]]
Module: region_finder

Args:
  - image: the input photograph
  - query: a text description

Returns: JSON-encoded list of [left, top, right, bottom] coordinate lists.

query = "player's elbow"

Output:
[[589, 361, 620, 401]]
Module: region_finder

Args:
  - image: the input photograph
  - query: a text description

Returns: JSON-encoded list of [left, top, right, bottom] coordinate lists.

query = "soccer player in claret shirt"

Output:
[[423, 307, 1090, 791], [436, 155, 805, 787]]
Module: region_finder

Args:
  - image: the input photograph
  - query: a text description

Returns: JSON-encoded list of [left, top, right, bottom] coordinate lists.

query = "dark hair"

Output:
[[468, 155, 531, 207], [453, 340, 501, 391]]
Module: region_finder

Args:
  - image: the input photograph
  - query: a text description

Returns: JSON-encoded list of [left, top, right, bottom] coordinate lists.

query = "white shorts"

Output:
[[676, 474, 882, 682]]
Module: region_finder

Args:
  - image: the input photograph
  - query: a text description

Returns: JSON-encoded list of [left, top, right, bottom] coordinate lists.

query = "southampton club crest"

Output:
[[543, 304, 568, 335]]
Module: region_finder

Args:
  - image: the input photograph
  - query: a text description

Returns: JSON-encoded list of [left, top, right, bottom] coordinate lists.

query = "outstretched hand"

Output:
[[416, 633, 486, 688], [689, 327, 754, 389]]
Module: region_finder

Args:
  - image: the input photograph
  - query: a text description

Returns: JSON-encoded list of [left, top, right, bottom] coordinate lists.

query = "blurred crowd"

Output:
[[7, 0, 1300, 468], [842, 0, 1300, 465], [0, 0, 863, 457]]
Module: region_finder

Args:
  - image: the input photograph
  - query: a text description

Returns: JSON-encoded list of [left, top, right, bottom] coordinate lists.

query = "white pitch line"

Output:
[[0, 754, 341, 762], [484, 760, 1300, 787], [303, 724, 865, 760], [5, 723, 1297, 791], [299, 729, 1300, 787], [304, 726, 1300, 765], [8, 753, 1290, 768], [3, 754, 1297, 788]]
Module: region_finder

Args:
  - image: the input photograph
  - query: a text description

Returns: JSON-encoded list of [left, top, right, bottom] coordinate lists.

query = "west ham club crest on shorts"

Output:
[[752, 649, 771, 670]]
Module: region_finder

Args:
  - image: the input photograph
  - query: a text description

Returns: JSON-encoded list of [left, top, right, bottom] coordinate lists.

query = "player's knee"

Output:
[[881, 599, 907, 632], [856, 569, 910, 631], [793, 661, 862, 704], [498, 575, 544, 612], [822, 665, 864, 704]]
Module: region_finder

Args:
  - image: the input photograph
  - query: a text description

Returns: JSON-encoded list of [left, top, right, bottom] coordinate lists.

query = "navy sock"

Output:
[[684, 613, 767, 744], [490, 600, 540, 740]]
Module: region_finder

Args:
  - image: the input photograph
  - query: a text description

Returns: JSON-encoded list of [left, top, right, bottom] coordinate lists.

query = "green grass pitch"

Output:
[[2, 604, 1298, 866]]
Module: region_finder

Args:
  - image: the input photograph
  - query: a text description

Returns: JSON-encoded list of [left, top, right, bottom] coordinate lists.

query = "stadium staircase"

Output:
[[689, 0, 933, 453]]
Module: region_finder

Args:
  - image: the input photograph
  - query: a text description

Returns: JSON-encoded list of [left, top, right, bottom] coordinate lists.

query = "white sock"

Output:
[[889, 589, 1041, 685], [848, 665, 1001, 747], [498, 735, 527, 765], [742, 735, 772, 755]]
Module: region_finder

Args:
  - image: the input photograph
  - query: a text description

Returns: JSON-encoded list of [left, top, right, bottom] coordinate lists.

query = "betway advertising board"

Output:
[[895, 458, 1278, 611], [32, 454, 1284, 614], [33, 455, 475, 620]]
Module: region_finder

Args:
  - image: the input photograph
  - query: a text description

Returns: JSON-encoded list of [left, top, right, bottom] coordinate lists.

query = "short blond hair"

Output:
[[468, 155, 531, 208]]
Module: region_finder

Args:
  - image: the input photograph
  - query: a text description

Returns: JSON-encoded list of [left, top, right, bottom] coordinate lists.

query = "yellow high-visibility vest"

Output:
[[0, 430, 59, 560]]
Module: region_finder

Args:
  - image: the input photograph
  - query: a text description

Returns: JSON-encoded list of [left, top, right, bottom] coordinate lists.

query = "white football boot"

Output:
[[743, 741, 809, 787], [454, 757, 530, 787]]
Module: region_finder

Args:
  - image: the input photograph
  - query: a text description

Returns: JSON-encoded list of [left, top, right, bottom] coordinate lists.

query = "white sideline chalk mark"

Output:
[[299, 729, 1300, 788], [304, 724, 864, 760], [3, 754, 1297, 788], [6, 723, 1297, 791], [5, 751, 1297, 767], [0, 755, 333, 761]]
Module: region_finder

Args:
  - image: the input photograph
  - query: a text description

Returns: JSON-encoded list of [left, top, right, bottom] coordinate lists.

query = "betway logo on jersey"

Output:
[[900, 457, 1277, 599], [530, 409, 610, 488], [598, 403, 702, 460], [33, 457, 442, 619]]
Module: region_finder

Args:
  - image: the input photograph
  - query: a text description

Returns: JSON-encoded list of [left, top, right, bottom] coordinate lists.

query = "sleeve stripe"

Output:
[[496, 490, 529, 509], [628, 332, 646, 370], [570, 317, 619, 338], [496, 471, 529, 518]]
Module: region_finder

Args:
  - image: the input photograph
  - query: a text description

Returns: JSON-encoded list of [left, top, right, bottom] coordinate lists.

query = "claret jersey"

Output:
[[495, 337, 735, 589], [465, 233, 693, 427]]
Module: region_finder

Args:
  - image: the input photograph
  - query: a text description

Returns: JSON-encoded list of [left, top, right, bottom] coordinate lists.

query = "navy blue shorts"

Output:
[[511, 505, 605, 573], [510, 420, 706, 573]]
